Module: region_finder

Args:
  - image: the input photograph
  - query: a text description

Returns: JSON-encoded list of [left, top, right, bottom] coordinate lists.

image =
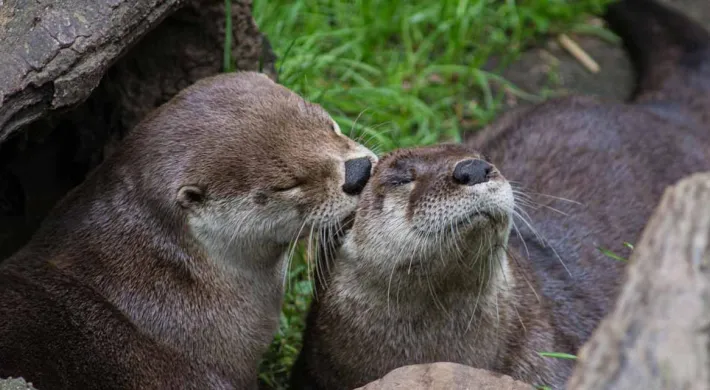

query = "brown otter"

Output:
[[291, 0, 710, 389], [291, 144, 570, 390], [0, 71, 377, 389]]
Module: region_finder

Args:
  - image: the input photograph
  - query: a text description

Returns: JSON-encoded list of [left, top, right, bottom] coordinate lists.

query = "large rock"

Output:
[[0, 0, 277, 259], [355, 363, 533, 390], [0, 377, 37, 390], [568, 173, 710, 389]]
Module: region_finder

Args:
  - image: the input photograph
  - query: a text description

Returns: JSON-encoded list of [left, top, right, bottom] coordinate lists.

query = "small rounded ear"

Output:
[[177, 185, 205, 209]]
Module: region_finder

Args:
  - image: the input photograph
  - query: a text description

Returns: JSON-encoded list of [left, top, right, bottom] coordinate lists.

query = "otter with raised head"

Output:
[[0, 71, 377, 389], [291, 0, 710, 389], [291, 144, 569, 389]]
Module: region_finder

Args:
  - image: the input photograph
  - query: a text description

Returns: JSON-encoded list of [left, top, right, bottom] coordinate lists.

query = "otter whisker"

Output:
[[524, 191, 583, 205], [317, 221, 340, 291], [506, 204, 573, 278], [312, 215, 338, 296], [491, 250, 502, 351], [466, 260, 487, 335], [513, 195, 570, 217], [510, 219, 531, 259], [425, 258, 451, 319], [304, 223, 318, 293], [314, 228, 328, 297], [511, 184, 582, 215], [509, 208, 544, 245], [386, 237, 405, 316], [450, 222, 469, 271], [504, 247, 541, 303], [494, 248, 527, 333], [284, 219, 309, 291], [353, 120, 396, 152], [349, 108, 370, 139]]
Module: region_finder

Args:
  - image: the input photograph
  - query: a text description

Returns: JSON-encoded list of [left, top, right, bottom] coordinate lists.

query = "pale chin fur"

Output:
[[343, 180, 515, 268]]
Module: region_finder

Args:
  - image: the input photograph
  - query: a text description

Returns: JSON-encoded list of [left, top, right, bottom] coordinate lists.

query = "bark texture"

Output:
[[0, 0, 276, 139]]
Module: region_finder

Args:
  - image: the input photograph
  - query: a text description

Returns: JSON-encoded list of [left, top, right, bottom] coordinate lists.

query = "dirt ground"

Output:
[[501, 0, 710, 103]]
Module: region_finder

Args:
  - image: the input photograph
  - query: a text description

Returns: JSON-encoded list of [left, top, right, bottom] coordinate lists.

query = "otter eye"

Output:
[[388, 171, 415, 186], [177, 185, 205, 209], [272, 183, 300, 192], [271, 178, 304, 192]]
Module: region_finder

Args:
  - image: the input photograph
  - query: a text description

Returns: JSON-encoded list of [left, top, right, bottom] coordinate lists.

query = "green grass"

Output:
[[244, 0, 613, 388]]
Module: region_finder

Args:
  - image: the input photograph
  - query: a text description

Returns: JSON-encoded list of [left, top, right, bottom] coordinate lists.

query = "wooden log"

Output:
[[0, 0, 277, 142]]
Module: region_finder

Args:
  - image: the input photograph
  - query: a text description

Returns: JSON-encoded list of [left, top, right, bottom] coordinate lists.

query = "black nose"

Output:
[[342, 157, 372, 195], [452, 159, 492, 186]]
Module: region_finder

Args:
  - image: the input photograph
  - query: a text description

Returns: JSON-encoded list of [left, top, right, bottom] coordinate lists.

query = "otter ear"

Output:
[[177, 185, 205, 209]]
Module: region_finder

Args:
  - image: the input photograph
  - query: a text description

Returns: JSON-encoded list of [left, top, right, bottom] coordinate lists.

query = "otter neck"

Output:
[[337, 241, 512, 305]]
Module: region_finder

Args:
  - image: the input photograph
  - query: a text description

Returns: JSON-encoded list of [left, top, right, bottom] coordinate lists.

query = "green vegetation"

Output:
[[536, 351, 578, 389], [598, 241, 634, 262], [538, 351, 578, 360], [244, 0, 613, 388]]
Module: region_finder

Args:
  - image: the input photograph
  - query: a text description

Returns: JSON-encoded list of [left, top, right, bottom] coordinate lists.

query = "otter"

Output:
[[0, 71, 377, 389], [291, 144, 572, 389], [290, 0, 710, 389]]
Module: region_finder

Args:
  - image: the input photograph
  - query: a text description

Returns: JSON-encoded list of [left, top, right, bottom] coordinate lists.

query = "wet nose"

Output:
[[342, 157, 372, 195], [452, 159, 492, 186]]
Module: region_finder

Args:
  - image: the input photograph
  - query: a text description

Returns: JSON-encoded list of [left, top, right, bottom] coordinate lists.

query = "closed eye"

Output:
[[271, 180, 303, 192], [272, 185, 298, 192], [387, 171, 415, 186]]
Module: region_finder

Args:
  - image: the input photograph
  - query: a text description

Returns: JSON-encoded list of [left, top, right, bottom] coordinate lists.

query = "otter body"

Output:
[[0, 72, 376, 389], [292, 1, 710, 389]]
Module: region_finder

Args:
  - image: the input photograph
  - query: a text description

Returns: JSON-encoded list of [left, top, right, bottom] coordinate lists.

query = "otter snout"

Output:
[[452, 159, 492, 186], [342, 157, 373, 195]]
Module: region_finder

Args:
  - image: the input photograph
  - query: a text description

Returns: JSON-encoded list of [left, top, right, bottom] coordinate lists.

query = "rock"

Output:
[[0, 377, 38, 390], [355, 362, 533, 390], [567, 172, 710, 390], [499, 32, 633, 104], [498, 0, 710, 111]]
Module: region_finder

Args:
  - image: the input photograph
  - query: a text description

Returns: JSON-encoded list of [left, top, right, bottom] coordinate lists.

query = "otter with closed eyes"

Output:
[[290, 0, 710, 389], [0, 72, 376, 389]]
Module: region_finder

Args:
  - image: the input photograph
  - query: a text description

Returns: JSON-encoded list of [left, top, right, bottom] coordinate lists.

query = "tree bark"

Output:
[[0, 0, 276, 141], [568, 172, 710, 390]]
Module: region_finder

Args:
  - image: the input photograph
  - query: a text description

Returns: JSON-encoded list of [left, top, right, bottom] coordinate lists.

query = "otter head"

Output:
[[341, 143, 513, 274], [126, 72, 377, 267]]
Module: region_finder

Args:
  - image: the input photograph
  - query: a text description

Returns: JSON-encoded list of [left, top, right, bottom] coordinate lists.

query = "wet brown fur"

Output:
[[0, 72, 375, 389], [291, 1, 710, 389]]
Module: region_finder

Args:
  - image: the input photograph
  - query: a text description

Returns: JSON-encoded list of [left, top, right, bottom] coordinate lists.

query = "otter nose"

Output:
[[342, 157, 372, 195], [453, 159, 492, 186]]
